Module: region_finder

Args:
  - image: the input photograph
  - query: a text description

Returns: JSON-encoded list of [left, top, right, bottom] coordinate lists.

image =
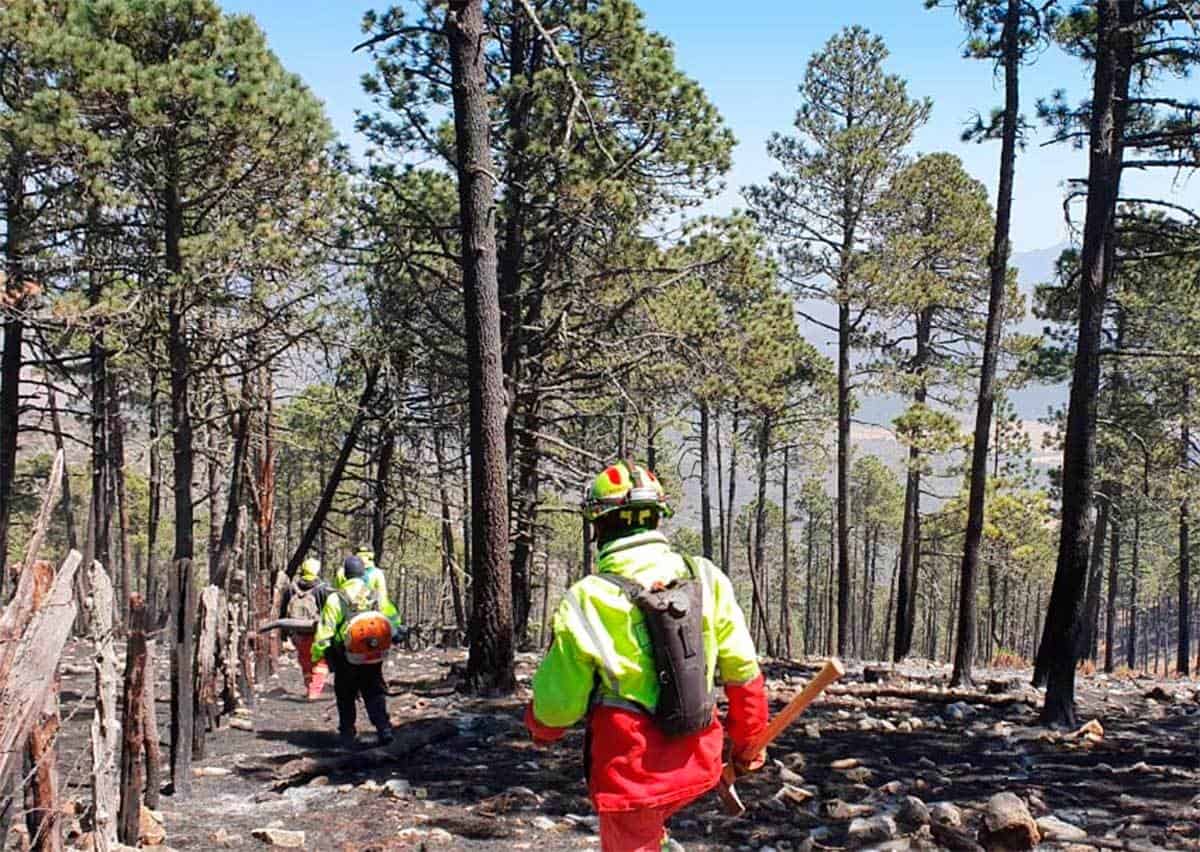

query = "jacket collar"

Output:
[[597, 530, 670, 562]]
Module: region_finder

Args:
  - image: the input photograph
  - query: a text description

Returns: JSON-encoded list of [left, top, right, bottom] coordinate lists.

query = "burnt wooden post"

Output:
[[26, 561, 62, 852], [168, 558, 195, 796], [88, 562, 118, 852], [141, 635, 163, 810], [117, 595, 147, 845]]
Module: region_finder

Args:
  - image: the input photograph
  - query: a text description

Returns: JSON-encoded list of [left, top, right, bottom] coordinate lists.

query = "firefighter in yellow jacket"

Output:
[[313, 555, 403, 748], [525, 461, 768, 851]]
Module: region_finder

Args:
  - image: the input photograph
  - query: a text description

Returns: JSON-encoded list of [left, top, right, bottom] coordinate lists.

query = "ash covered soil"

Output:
[[40, 642, 1200, 851]]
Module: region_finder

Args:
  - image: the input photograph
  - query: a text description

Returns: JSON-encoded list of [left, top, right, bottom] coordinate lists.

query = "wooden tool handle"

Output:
[[736, 657, 845, 761]]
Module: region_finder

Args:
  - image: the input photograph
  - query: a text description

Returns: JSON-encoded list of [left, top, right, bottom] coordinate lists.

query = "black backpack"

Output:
[[599, 553, 714, 737]]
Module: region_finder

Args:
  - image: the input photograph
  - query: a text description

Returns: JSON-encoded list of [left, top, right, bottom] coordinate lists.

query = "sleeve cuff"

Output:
[[524, 702, 569, 743]]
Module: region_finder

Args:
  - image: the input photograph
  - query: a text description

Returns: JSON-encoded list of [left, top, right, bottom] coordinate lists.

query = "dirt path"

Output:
[[34, 645, 1200, 851]]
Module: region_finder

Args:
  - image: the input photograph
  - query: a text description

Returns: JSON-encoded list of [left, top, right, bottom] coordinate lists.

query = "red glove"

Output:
[[733, 747, 767, 777], [523, 703, 568, 746]]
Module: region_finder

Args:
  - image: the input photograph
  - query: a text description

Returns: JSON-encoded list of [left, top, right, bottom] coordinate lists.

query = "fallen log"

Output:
[[256, 618, 316, 634], [826, 684, 1038, 707], [270, 719, 458, 789]]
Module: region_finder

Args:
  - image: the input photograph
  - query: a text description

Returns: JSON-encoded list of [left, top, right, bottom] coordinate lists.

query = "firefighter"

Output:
[[313, 555, 403, 748], [279, 557, 331, 699], [524, 461, 769, 852]]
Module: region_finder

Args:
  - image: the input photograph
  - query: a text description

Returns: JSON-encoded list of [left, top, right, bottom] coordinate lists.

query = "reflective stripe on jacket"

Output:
[[311, 577, 402, 664], [531, 530, 760, 729]]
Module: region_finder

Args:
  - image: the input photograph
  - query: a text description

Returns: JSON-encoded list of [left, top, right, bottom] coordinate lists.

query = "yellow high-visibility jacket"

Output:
[[531, 530, 760, 729]]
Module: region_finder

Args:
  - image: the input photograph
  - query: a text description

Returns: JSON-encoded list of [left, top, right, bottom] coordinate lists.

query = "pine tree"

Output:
[[748, 26, 930, 658]]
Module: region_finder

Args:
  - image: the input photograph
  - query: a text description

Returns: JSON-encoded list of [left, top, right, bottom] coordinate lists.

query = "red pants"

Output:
[[292, 634, 326, 699], [599, 802, 685, 852]]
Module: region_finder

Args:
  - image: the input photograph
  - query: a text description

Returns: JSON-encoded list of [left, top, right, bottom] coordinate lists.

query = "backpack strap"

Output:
[[596, 572, 643, 603]]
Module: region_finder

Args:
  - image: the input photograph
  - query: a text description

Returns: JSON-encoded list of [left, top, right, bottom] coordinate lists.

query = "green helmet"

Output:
[[299, 558, 321, 582], [582, 459, 673, 523]]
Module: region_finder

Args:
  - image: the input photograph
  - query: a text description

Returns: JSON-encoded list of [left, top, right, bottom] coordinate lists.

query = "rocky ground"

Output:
[[17, 642, 1200, 851]]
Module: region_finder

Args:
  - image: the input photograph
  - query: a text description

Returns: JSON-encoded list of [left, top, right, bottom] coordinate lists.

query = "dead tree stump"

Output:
[[87, 562, 118, 852], [117, 596, 148, 846]]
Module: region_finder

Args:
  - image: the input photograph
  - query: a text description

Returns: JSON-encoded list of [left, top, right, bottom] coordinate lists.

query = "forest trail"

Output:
[[42, 645, 1199, 852]]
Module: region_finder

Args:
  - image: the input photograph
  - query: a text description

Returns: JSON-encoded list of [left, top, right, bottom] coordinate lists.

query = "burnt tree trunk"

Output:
[[699, 402, 714, 560], [448, 0, 515, 693], [1105, 507, 1120, 673], [836, 299, 852, 658], [0, 147, 28, 591], [146, 371, 162, 627], [1177, 379, 1191, 675], [951, 0, 1022, 688], [1038, 0, 1133, 727]]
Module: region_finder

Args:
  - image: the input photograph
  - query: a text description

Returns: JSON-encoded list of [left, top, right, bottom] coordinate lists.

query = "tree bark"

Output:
[[751, 416, 775, 656], [448, 0, 515, 694], [1038, 0, 1133, 727], [951, 0, 1022, 689]]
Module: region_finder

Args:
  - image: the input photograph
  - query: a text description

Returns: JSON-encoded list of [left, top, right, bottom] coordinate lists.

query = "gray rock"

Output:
[[930, 802, 961, 827], [530, 816, 558, 831], [383, 779, 411, 798], [898, 796, 931, 827], [1036, 816, 1087, 842], [944, 702, 975, 721], [251, 828, 305, 848], [847, 815, 898, 848]]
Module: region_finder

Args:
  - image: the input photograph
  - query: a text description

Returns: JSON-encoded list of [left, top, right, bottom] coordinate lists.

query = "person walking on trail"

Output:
[[524, 460, 769, 852], [335, 545, 392, 610], [313, 555, 404, 748], [279, 557, 332, 700]]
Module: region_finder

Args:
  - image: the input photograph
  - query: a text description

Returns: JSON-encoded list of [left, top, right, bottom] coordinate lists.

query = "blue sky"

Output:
[[222, 0, 1197, 254]]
